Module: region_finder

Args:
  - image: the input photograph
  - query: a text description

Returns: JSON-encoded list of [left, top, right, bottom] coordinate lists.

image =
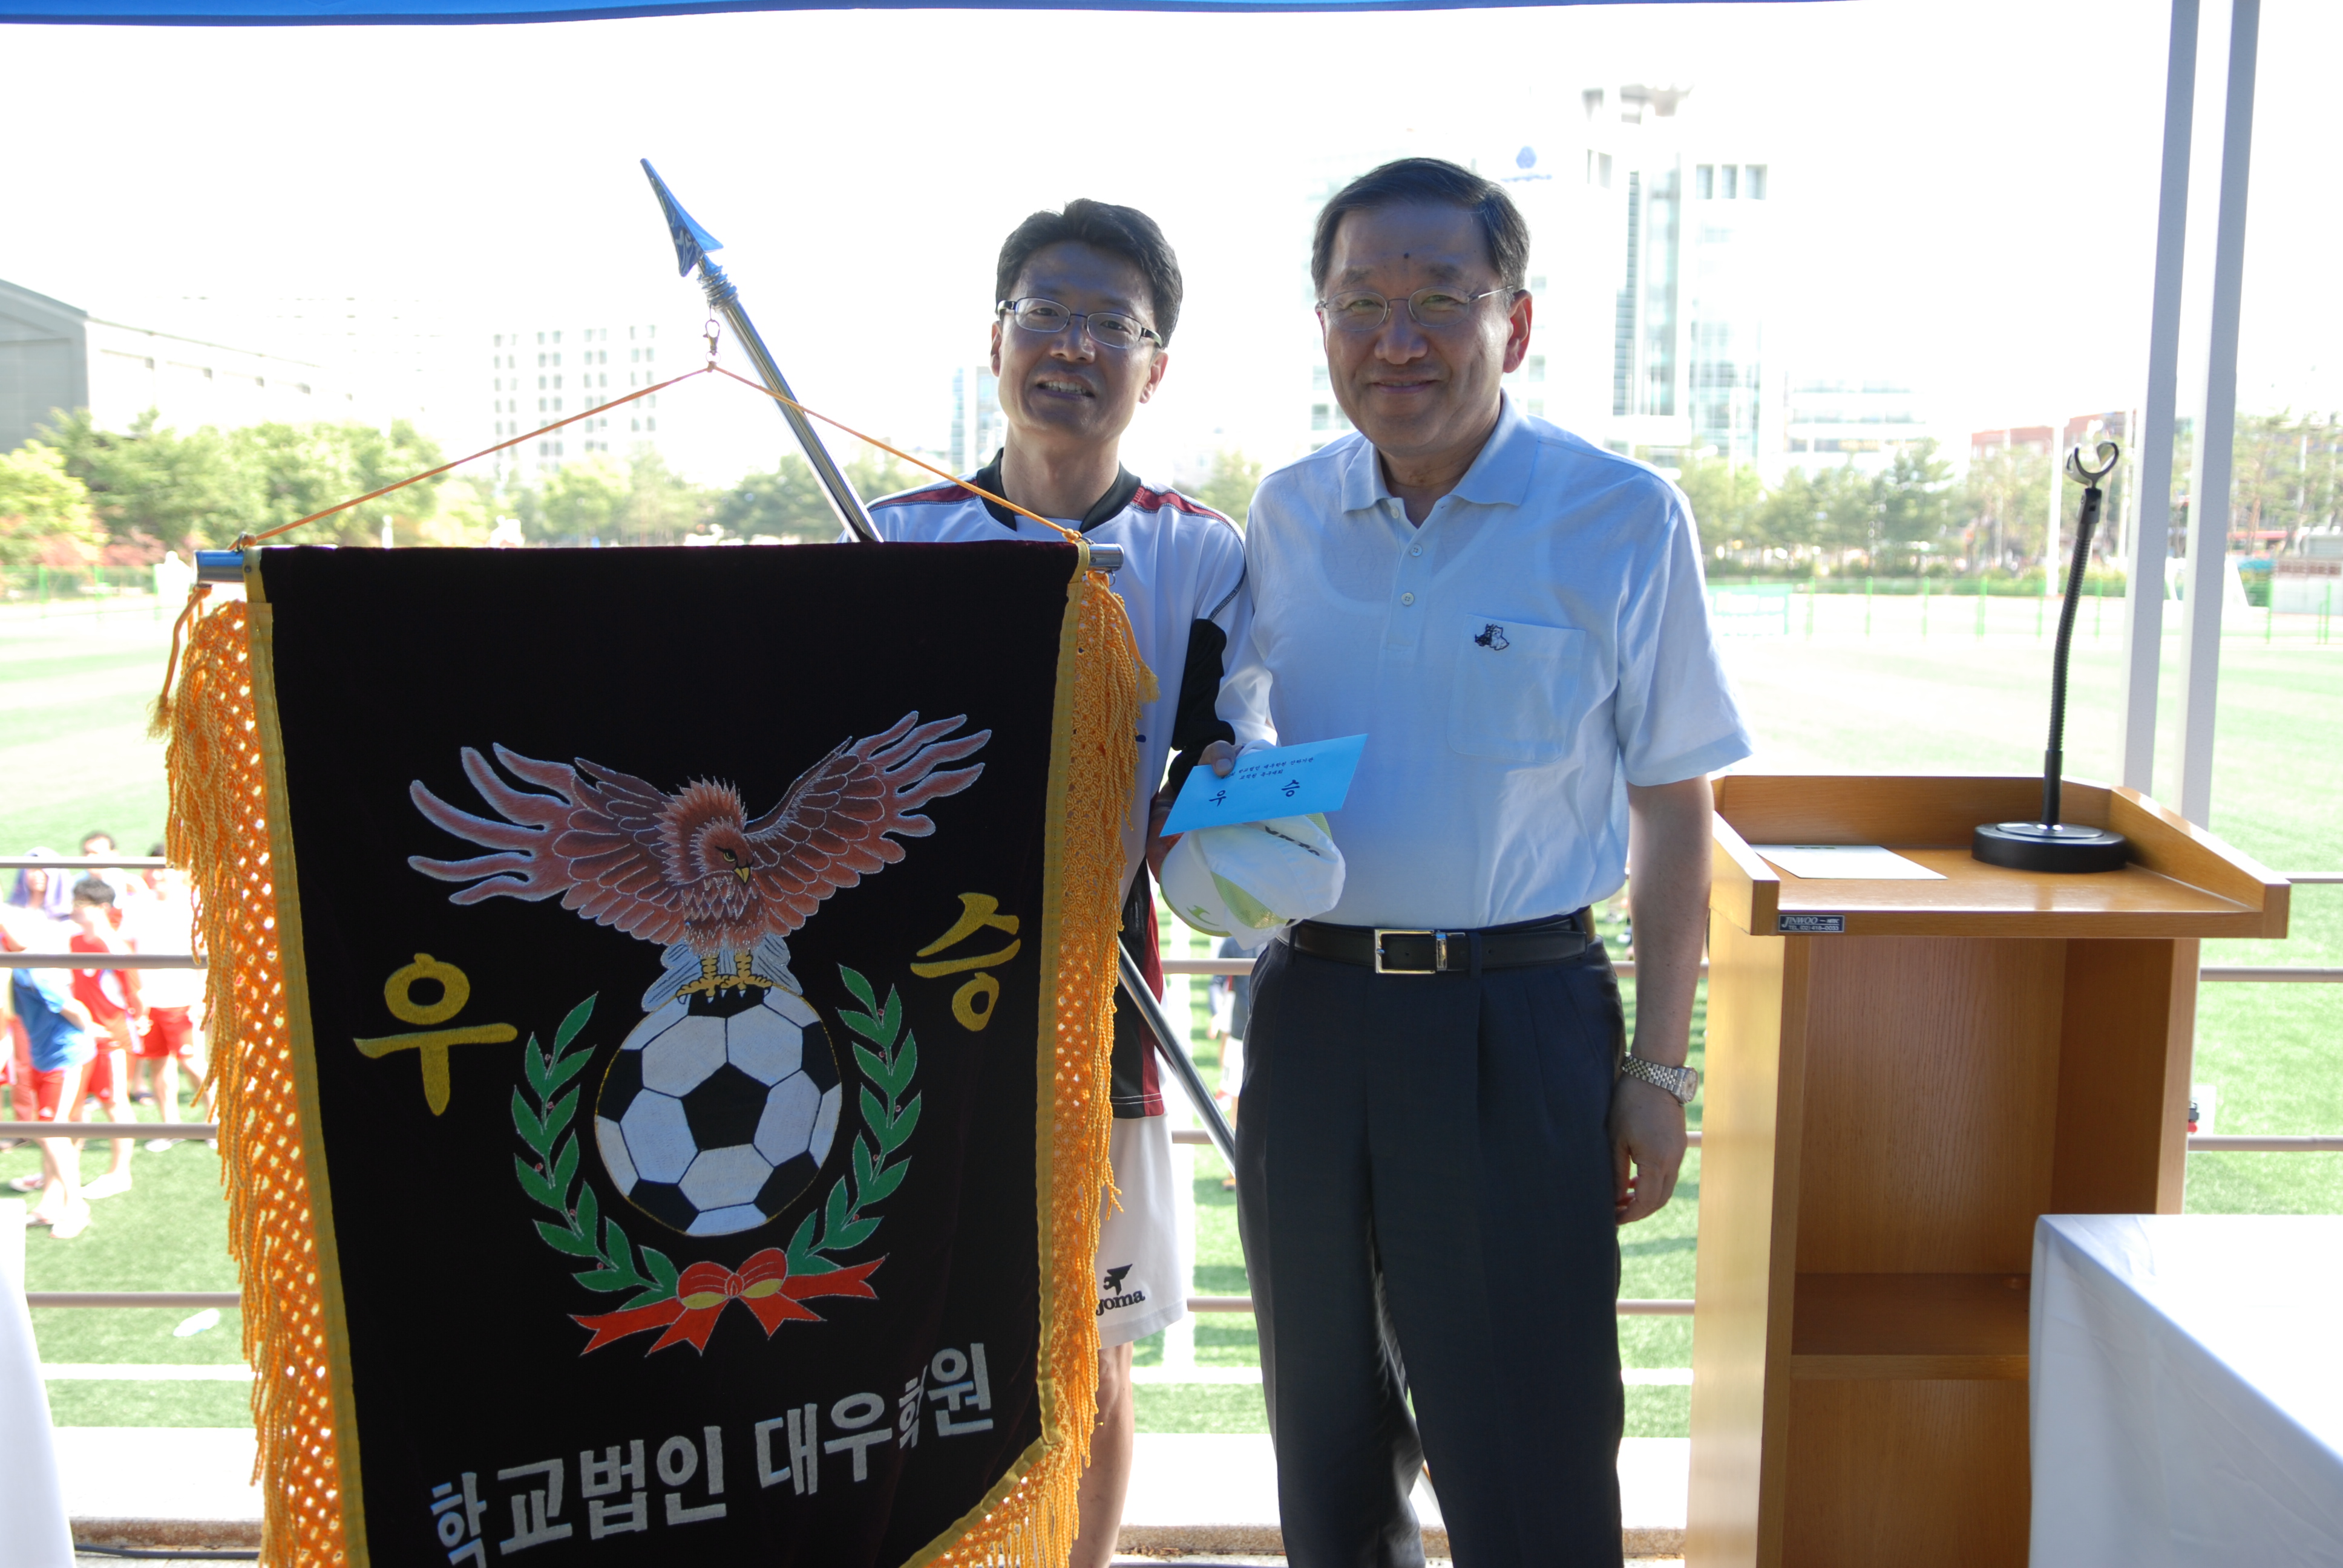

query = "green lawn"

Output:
[[5, 593, 2336, 1439]]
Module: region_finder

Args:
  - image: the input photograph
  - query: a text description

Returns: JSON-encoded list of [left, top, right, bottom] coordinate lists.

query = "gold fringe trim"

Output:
[[165, 561, 1142, 1568], [165, 597, 349, 1567], [924, 561, 1139, 1567]]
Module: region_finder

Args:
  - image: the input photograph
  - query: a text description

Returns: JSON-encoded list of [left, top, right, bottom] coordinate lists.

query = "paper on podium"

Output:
[[1162, 735, 1366, 834], [1752, 844, 1946, 880]]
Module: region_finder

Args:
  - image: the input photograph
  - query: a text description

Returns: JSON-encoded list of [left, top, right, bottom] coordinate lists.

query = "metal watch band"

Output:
[[1620, 1054, 1698, 1104]]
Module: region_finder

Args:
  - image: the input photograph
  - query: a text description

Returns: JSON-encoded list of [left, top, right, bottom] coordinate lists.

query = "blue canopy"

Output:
[[4, 0, 1745, 22]]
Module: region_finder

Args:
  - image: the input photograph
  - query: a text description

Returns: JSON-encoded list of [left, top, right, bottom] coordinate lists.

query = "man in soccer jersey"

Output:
[[857, 198, 1247, 1567]]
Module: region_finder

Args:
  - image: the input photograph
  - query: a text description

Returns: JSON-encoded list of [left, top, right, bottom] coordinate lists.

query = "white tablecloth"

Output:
[[1, 1199, 76, 1568], [2031, 1214, 2343, 1567]]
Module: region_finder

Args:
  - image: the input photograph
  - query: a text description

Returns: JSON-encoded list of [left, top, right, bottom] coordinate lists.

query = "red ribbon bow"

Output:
[[573, 1250, 883, 1355]]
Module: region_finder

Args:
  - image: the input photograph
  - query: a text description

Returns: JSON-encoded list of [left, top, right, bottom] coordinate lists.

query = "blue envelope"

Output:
[[1162, 734, 1368, 835]]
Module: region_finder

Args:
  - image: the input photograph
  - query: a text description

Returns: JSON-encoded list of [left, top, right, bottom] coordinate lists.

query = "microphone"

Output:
[[1973, 441, 2131, 874]]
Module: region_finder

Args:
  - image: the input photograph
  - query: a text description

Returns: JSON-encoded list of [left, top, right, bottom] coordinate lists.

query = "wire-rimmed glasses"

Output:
[[1316, 286, 1517, 335], [997, 297, 1164, 351]]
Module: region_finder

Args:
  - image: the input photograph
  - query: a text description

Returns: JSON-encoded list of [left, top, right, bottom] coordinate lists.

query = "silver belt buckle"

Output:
[[1373, 929, 1446, 975]]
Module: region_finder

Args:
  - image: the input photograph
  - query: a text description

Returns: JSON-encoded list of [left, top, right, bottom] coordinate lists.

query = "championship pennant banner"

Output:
[[167, 543, 1132, 1568]]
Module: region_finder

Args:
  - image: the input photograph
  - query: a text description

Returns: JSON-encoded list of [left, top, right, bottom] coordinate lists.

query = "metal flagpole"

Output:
[[641, 160, 880, 544], [1119, 945, 1238, 1166], [643, 162, 1217, 1150]]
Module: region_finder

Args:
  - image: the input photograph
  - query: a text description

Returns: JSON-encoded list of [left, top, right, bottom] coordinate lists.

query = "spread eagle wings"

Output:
[[406, 712, 989, 949]]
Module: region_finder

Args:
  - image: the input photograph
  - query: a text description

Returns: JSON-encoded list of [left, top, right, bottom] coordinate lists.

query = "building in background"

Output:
[[1580, 85, 1775, 466], [0, 278, 355, 452], [1285, 90, 1776, 468], [949, 366, 1001, 473], [1784, 380, 1932, 472], [486, 321, 674, 482]]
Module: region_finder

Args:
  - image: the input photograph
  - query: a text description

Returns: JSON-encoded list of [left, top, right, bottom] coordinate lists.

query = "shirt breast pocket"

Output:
[[1446, 615, 1590, 763]]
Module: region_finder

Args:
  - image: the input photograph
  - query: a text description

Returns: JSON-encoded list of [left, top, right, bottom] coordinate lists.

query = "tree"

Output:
[[526, 456, 631, 544], [40, 408, 254, 551], [712, 456, 836, 541], [0, 443, 102, 564], [1872, 440, 1958, 573], [1961, 443, 2052, 572], [231, 419, 446, 548], [620, 450, 711, 544], [844, 446, 929, 505], [1674, 449, 1766, 561], [1191, 449, 1265, 526]]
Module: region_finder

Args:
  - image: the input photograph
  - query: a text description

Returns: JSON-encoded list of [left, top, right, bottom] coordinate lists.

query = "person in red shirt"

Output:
[[66, 878, 138, 1198]]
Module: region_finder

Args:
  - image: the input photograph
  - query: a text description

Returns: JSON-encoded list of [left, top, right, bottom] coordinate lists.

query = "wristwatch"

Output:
[[1619, 1055, 1700, 1105]]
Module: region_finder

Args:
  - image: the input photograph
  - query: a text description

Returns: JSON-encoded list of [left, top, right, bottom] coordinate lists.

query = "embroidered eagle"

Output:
[[408, 712, 988, 1007]]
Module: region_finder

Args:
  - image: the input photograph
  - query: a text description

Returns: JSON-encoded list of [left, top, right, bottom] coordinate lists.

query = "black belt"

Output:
[[1289, 910, 1593, 975]]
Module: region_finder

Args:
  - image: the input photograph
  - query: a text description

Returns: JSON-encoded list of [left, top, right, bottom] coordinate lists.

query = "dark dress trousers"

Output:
[[1235, 935, 1628, 1567]]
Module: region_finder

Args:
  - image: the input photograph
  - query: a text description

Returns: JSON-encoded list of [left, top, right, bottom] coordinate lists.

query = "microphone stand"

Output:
[[1973, 440, 2131, 872]]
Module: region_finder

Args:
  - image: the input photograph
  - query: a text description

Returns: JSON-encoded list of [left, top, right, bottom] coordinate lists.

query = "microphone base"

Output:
[[1971, 822, 2130, 874]]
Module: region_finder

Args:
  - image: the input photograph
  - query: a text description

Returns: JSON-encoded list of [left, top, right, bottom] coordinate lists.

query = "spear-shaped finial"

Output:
[[640, 159, 724, 278], [638, 158, 879, 542]]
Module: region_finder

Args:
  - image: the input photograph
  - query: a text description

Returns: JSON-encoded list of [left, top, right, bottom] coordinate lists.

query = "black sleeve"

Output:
[[1161, 617, 1237, 803]]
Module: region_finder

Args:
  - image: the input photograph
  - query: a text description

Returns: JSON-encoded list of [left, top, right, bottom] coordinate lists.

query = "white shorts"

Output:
[[1096, 1113, 1185, 1348]]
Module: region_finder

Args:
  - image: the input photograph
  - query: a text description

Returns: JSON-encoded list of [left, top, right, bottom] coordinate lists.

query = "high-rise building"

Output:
[[1580, 85, 1775, 466], [949, 367, 1002, 474], [485, 321, 674, 483]]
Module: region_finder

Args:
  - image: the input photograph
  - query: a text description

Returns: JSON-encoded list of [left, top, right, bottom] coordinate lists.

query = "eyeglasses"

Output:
[[1316, 286, 1517, 335], [997, 297, 1164, 351]]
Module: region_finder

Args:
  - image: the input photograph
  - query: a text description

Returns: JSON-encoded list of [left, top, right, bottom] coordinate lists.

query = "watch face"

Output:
[[1679, 1067, 1701, 1103]]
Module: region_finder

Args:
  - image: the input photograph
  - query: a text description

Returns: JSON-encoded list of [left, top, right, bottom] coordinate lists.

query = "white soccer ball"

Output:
[[594, 985, 843, 1237]]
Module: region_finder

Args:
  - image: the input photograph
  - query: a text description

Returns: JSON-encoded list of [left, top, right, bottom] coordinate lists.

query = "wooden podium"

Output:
[[1685, 775, 2288, 1567]]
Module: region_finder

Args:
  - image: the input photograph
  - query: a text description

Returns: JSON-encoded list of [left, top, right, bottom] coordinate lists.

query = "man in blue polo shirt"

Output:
[[3, 904, 97, 1238], [1214, 158, 1752, 1566]]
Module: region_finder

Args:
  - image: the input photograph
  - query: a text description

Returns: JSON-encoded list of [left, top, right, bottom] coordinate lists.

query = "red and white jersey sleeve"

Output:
[[859, 466, 1248, 890]]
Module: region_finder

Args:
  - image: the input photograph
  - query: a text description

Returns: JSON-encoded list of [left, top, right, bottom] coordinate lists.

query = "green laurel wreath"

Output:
[[512, 993, 683, 1310], [511, 970, 919, 1304], [785, 964, 920, 1276]]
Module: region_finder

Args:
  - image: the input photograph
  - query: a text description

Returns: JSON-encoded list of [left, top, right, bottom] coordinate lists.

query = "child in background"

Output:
[[67, 878, 139, 1199], [1, 903, 95, 1238], [123, 854, 205, 1149]]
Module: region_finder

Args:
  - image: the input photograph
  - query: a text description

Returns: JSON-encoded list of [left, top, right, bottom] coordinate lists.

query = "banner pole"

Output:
[[641, 160, 880, 543], [1119, 944, 1238, 1166]]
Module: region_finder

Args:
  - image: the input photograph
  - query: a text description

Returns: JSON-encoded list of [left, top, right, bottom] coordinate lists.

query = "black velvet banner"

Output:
[[254, 541, 1081, 1567]]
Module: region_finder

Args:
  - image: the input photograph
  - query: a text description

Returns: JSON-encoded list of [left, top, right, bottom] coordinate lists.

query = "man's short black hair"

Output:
[[1311, 157, 1532, 296], [995, 199, 1184, 346], [71, 876, 114, 907]]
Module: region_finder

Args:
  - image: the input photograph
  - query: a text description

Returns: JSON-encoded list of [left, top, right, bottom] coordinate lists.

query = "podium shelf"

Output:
[[1788, 1273, 2030, 1382]]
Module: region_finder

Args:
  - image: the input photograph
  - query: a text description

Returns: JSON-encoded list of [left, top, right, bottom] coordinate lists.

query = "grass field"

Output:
[[4, 588, 2336, 1440]]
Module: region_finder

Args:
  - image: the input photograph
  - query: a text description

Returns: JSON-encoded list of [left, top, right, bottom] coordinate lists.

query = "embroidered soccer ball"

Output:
[[595, 987, 842, 1237]]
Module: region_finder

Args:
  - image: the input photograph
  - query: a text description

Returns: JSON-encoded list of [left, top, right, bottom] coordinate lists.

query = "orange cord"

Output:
[[240, 365, 716, 546], [234, 358, 1087, 561], [707, 366, 1082, 545]]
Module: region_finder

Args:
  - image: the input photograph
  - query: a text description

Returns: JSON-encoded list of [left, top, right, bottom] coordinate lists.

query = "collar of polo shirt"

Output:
[[1337, 393, 1540, 517]]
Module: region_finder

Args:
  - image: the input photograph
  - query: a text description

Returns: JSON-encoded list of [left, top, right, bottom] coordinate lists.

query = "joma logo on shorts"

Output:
[[1098, 1265, 1147, 1314]]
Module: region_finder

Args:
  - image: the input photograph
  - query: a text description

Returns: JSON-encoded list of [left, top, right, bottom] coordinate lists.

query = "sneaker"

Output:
[[145, 1138, 177, 1154], [50, 1200, 91, 1240], [82, 1170, 134, 1201]]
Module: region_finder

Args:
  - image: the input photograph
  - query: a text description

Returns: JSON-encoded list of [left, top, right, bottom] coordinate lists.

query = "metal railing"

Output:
[[18, 874, 2339, 1325]]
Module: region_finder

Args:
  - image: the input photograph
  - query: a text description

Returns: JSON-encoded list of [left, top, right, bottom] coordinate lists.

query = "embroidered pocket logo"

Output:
[[1473, 623, 1510, 650]]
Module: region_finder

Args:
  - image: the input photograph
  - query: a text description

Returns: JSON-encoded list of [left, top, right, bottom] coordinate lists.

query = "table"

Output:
[[2031, 1214, 2343, 1567]]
